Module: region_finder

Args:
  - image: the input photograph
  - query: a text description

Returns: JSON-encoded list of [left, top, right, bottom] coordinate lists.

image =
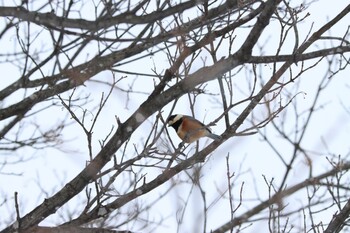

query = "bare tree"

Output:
[[1, 0, 350, 232]]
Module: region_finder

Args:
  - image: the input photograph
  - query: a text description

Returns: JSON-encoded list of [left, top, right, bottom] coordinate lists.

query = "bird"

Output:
[[167, 114, 221, 143]]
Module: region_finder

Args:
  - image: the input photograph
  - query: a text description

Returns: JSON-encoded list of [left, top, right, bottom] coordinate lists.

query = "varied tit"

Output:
[[167, 114, 221, 143]]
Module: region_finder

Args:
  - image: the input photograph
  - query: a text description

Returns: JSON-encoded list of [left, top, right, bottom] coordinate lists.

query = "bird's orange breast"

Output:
[[177, 118, 209, 143]]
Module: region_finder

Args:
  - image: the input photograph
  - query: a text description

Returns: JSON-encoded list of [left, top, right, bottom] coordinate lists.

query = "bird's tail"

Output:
[[207, 133, 222, 141]]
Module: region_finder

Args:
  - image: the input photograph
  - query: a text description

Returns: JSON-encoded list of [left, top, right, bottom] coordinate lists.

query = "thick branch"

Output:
[[324, 198, 350, 233], [249, 46, 350, 64], [0, 2, 197, 30], [0, 0, 238, 31]]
